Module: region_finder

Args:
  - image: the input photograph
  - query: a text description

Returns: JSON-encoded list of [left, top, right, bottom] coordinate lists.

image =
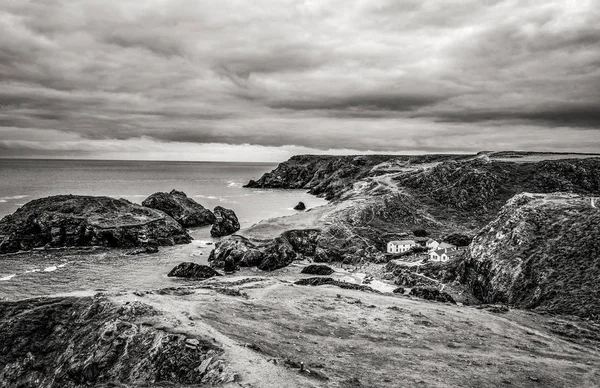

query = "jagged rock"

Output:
[[168, 262, 221, 279], [209, 229, 323, 272], [393, 287, 405, 294], [301, 264, 334, 275], [0, 195, 192, 254], [0, 296, 225, 387], [409, 287, 456, 304], [210, 206, 240, 237], [463, 192, 600, 318], [142, 189, 216, 227], [294, 201, 306, 211]]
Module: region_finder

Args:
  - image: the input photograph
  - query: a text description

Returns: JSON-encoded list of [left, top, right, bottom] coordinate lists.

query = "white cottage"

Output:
[[426, 239, 439, 251], [387, 240, 417, 254]]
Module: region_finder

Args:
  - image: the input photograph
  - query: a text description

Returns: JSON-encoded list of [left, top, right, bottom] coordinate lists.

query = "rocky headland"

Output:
[[0, 195, 192, 253]]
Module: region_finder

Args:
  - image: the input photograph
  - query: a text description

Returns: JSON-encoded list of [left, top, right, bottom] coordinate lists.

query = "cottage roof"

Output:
[[389, 240, 416, 245], [438, 242, 456, 249], [444, 250, 461, 257], [433, 249, 446, 256]]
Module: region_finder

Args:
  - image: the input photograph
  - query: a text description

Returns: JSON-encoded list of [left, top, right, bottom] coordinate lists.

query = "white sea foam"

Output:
[[24, 268, 41, 273], [43, 266, 58, 272], [227, 181, 243, 188], [0, 195, 30, 201], [0, 274, 16, 281]]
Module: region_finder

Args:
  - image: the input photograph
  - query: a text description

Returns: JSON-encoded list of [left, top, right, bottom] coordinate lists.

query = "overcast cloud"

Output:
[[1, 0, 599, 161]]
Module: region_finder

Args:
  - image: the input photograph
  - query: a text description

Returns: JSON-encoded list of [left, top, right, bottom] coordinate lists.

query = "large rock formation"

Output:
[[168, 262, 221, 279], [209, 229, 322, 271], [0, 195, 192, 254], [142, 189, 216, 227], [462, 193, 600, 318], [0, 296, 231, 387], [210, 206, 240, 237]]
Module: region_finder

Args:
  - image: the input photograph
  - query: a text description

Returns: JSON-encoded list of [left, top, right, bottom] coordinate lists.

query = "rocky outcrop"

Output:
[[0, 195, 192, 254], [245, 154, 401, 200], [409, 287, 456, 304], [0, 296, 231, 388], [294, 201, 306, 211], [209, 229, 323, 272], [210, 206, 240, 237], [462, 193, 600, 318], [301, 264, 334, 275], [142, 190, 216, 227], [168, 262, 221, 279]]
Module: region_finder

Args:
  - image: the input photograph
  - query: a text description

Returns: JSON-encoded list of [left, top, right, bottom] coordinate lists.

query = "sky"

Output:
[[1, 0, 599, 162]]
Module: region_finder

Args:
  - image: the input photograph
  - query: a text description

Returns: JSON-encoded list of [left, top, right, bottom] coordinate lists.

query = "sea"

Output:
[[0, 159, 328, 300]]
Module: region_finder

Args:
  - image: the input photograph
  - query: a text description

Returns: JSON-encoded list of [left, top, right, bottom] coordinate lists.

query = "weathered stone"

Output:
[[301, 264, 334, 275], [210, 206, 240, 237], [168, 262, 221, 279], [0, 195, 191, 254], [142, 189, 216, 227]]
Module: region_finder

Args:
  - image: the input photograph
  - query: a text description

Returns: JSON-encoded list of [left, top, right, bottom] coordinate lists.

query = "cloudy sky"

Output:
[[1, 0, 599, 161]]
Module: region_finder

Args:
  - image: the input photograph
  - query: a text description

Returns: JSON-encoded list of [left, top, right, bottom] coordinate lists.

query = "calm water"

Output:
[[0, 159, 327, 300]]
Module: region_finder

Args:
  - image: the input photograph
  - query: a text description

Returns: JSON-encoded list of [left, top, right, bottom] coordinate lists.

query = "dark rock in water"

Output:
[[393, 287, 405, 294], [301, 264, 334, 275], [0, 296, 227, 387], [168, 262, 221, 279], [210, 206, 240, 237], [142, 189, 216, 227], [209, 229, 322, 272], [294, 201, 306, 211], [0, 195, 191, 254], [409, 287, 456, 304]]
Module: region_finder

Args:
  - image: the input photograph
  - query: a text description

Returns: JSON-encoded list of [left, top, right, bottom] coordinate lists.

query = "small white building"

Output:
[[430, 248, 461, 262], [426, 239, 439, 251], [387, 240, 417, 254], [441, 250, 461, 262]]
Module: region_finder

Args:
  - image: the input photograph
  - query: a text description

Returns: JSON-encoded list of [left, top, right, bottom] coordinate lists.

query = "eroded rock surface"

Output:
[[463, 193, 600, 318], [0, 195, 191, 254], [142, 189, 216, 227], [0, 296, 228, 388]]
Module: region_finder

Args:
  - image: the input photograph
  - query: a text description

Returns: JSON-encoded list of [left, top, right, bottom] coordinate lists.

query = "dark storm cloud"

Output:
[[1, 0, 599, 159]]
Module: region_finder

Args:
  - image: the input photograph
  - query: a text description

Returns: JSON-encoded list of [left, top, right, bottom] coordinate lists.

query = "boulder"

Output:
[[409, 287, 456, 304], [142, 190, 216, 227], [0, 195, 192, 254], [294, 201, 306, 211], [301, 264, 334, 275], [168, 262, 221, 279], [392, 287, 405, 294], [210, 206, 240, 237]]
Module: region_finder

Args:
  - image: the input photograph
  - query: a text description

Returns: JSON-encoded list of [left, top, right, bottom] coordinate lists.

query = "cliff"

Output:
[[0, 195, 192, 253], [0, 295, 229, 387], [463, 193, 600, 318]]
